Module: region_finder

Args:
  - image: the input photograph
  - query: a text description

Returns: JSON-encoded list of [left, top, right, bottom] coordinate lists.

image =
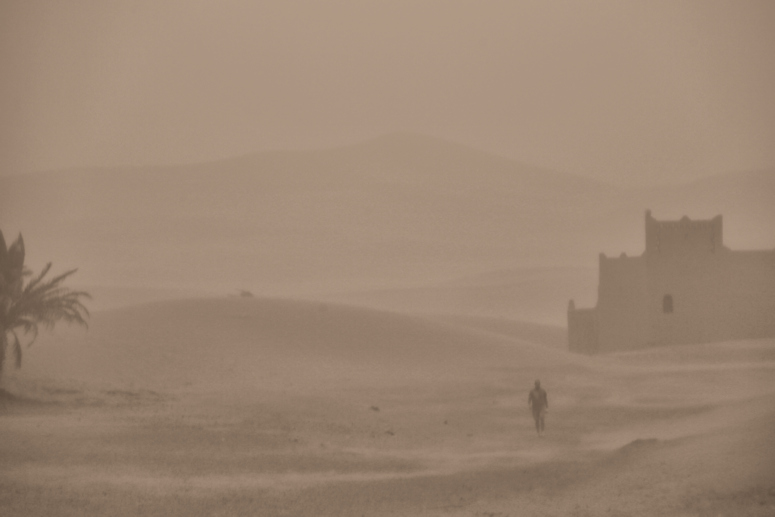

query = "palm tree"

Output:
[[0, 230, 90, 379]]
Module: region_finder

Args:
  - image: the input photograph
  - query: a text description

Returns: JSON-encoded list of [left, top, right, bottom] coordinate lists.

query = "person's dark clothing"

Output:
[[528, 386, 548, 434], [528, 387, 548, 412]]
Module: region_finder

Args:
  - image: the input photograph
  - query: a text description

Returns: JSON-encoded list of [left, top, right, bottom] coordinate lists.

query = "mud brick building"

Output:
[[568, 211, 775, 353]]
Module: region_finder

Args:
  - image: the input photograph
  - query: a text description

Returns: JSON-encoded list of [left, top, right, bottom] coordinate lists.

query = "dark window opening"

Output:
[[663, 294, 673, 314]]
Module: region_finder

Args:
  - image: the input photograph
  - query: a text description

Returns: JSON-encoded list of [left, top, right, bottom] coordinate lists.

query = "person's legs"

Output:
[[532, 409, 540, 434], [539, 409, 545, 433]]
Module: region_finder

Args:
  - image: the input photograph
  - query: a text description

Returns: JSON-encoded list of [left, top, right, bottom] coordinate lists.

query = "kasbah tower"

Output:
[[568, 210, 775, 354]]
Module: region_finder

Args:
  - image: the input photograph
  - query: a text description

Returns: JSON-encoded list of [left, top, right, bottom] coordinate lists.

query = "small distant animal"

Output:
[[237, 290, 254, 298]]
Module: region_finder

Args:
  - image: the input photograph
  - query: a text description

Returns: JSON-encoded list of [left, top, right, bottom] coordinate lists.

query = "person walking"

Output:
[[528, 379, 548, 436]]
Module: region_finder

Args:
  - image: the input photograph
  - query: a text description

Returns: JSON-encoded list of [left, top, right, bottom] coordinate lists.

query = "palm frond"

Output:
[[2, 263, 90, 360], [10, 330, 22, 369], [22, 263, 53, 294], [0, 232, 90, 376], [0, 230, 7, 268], [7, 233, 24, 269], [12, 317, 38, 345], [0, 333, 6, 372]]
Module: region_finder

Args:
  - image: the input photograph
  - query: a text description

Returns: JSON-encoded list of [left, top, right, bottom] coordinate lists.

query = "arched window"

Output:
[[663, 294, 673, 314]]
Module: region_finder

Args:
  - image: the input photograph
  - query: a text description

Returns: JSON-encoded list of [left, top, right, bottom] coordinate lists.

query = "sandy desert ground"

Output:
[[1, 294, 774, 517], [4, 4, 775, 515]]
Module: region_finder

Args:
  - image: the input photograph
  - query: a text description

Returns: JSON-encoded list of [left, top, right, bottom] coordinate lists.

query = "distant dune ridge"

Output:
[[1, 133, 772, 308]]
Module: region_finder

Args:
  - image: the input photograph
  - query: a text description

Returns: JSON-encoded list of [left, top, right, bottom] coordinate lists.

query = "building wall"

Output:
[[595, 253, 649, 352], [568, 211, 775, 353], [714, 250, 775, 340], [645, 212, 722, 256], [646, 249, 726, 346], [567, 302, 597, 354]]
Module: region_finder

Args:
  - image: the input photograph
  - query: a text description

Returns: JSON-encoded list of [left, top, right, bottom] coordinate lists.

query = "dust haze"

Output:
[[1, 2, 774, 516]]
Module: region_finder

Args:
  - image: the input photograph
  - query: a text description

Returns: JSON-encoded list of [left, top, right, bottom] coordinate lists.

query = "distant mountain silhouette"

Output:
[[1, 134, 772, 299]]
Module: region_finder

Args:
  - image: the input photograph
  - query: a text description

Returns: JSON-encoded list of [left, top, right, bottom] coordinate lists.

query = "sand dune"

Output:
[[323, 266, 598, 326], [13, 296, 574, 396], [2, 295, 773, 516], [2, 134, 772, 296]]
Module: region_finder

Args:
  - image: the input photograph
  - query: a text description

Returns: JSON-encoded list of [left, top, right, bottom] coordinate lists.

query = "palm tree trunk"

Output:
[[0, 331, 7, 382]]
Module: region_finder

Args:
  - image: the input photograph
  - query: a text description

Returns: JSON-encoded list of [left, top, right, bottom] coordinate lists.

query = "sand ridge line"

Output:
[[0, 449, 559, 494], [593, 361, 775, 374], [580, 395, 775, 453], [1, 436, 563, 493]]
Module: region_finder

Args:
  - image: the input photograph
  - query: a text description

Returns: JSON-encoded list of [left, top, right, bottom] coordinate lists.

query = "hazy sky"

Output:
[[1, 0, 774, 186]]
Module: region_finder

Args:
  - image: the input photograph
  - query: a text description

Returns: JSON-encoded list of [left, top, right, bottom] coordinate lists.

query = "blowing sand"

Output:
[[1, 297, 774, 516]]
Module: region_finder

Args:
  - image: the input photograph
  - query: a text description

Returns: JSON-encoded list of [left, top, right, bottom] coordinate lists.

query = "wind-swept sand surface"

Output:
[[2, 297, 774, 516]]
